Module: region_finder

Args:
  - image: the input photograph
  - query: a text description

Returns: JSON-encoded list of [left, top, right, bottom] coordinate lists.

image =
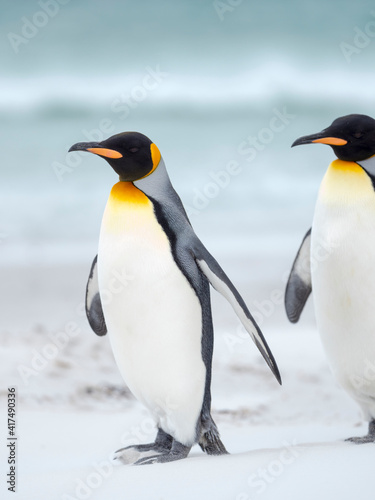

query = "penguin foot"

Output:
[[115, 442, 168, 454], [346, 435, 375, 444], [134, 441, 191, 465], [346, 419, 375, 444], [113, 447, 160, 465], [199, 412, 228, 455], [113, 428, 173, 464]]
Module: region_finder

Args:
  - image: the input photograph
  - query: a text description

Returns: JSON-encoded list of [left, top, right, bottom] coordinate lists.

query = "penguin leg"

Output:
[[199, 411, 228, 455], [113, 427, 173, 464], [346, 419, 375, 444], [134, 439, 191, 465]]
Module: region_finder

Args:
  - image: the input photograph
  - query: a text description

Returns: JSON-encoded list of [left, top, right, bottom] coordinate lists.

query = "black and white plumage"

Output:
[[69, 132, 281, 464], [287, 114, 375, 444]]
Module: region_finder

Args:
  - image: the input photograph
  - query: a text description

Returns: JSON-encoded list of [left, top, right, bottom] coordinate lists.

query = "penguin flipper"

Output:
[[86, 255, 107, 336], [285, 228, 312, 323], [193, 241, 281, 385]]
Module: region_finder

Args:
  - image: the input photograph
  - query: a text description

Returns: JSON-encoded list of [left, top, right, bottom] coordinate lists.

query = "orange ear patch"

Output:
[[87, 148, 123, 159], [138, 143, 161, 180], [312, 137, 348, 146], [150, 143, 161, 168]]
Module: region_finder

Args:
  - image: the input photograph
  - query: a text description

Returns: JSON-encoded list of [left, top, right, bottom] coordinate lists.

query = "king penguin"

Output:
[[285, 114, 375, 443], [69, 131, 281, 464]]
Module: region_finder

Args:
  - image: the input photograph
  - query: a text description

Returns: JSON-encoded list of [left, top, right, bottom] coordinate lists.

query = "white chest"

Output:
[[96, 182, 206, 443], [311, 161, 375, 404]]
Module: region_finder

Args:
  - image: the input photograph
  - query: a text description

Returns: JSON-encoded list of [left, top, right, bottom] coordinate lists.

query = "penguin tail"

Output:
[[199, 418, 228, 455]]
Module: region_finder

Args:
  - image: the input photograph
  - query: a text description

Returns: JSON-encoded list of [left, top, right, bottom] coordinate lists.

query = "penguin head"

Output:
[[292, 114, 375, 162], [69, 132, 161, 181]]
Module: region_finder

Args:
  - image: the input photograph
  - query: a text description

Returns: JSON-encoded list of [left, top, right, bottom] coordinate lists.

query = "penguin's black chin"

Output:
[[331, 146, 373, 162], [107, 160, 154, 182]]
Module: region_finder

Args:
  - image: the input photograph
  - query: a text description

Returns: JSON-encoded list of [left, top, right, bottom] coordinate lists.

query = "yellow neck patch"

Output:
[[101, 182, 152, 234], [319, 159, 374, 204], [329, 159, 364, 174], [109, 181, 149, 206]]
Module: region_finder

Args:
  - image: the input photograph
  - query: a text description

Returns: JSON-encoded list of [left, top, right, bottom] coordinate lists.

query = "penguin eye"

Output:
[[353, 132, 364, 139], [129, 147, 139, 153]]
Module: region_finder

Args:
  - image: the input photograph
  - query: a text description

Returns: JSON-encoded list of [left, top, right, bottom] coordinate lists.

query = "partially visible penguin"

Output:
[[69, 132, 281, 464], [285, 114, 375, 443]]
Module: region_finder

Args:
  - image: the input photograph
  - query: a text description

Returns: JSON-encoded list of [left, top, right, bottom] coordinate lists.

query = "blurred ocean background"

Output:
[[1, 0, 374, 333], [3, 5, 375, 496]]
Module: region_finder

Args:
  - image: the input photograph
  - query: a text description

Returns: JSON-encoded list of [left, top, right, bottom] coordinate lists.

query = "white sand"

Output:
[[2, 297, 375, 499]]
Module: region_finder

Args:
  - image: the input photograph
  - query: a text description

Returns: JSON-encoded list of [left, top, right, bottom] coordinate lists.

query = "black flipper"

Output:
[[193, 240, 281, 385], [138, 169, 281, 384], [86, 255, 107, 336], [285, 229, 312, 323]]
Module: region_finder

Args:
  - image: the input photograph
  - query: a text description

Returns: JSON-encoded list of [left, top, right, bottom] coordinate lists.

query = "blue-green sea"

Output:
[[1, 0, 375, 269]]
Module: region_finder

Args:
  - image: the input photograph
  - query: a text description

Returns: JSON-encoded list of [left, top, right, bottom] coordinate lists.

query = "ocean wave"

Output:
[[2, 62, 374, 116]]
